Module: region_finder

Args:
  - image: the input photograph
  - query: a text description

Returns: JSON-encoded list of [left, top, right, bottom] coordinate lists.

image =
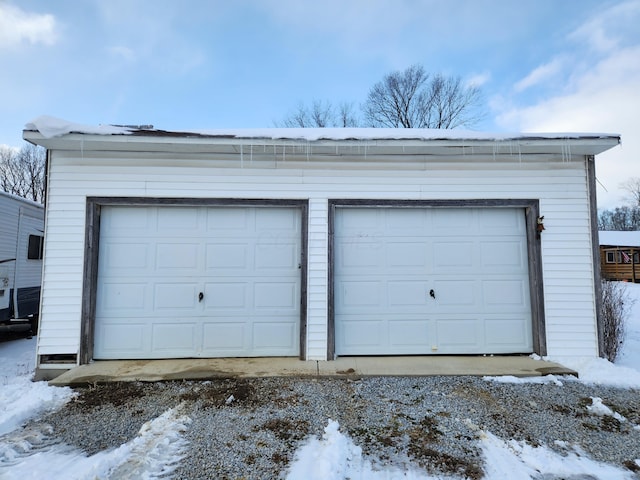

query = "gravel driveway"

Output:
[[20, 376, 640, 478]]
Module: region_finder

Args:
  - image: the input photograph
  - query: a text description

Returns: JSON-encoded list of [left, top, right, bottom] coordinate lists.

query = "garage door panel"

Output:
[[206, 208, 249, 232], [103, 242, 149, 270], [388, 281, 428, 306], [97, 323, 145, 354], [338, 319, 382, 350], [256, 207, 298, 231], [478, 208, 524, 234], [156, 243, 200, 270], [254, 282, 298, 309], [431, 280, 476, 307], [204, 283, 247, 309], [337, 208, 380, 231], [98, 282, 146, 310], [157, 207, 200, 230], [385, 209, 427, 231], [387, 242, 428, 268], [95, 205, 301, 359], [335, 206, 533, 355], [337, 281, 381, 308], [432, 209, 474, 232], [206, 244, 248, 269], [388, 320, 430, 346], [432, 242, 474, 268], [152, 323, 197, 351], [202, 323, 245, 351], [154, 283, 199, 309], [482, 279, 529, 308], [104, 207, 150, 231], [436, 318, 481, 350], [480, 241, 526, 269], [253, 322, 296, 350], [485, 316, 529, 347], [255, 243, 298, 269], [338, 242, 382, 268]]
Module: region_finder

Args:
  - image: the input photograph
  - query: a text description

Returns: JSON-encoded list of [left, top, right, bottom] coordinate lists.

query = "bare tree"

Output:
[[337, 102, 359, 128], [278, 100, 359, 127], [620, 177, 640, 206], [0, 143, 46, 203], [362, 65, 484, 129], [598, 206, 640, 230]]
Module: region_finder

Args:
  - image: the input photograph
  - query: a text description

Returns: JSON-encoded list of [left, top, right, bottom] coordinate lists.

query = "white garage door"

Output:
[[94, 205, 302, 359], [334, 207, 533, 355]]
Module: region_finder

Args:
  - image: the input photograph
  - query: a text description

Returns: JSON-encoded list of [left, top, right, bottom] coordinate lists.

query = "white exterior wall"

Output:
[[38, 152, 598, 362]]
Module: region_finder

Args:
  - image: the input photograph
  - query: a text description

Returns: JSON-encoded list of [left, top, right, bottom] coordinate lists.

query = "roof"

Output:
[[22, 115, 621, 160], [599, 231, 640, 247], [0, 190, 44, 209]]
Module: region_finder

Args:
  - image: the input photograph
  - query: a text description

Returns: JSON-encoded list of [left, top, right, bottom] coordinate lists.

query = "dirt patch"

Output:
[[410, 447, 484, 480], [259, 418, 310, 441], [179, 378, 258, 407], [69, 382, 147, 410]]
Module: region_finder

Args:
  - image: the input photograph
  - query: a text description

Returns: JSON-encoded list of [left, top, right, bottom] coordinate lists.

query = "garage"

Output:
[[23, 119, 623, 375], [333, 205, 533, 355], [94, 204, 304, 359]]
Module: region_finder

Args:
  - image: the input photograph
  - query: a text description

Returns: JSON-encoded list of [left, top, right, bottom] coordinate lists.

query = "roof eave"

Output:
[[22, 129, 621, 158]]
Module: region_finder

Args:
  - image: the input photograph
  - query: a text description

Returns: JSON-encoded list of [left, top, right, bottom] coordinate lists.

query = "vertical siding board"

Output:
[[38, 152, 600, 362], [306, 198, 329, 360]]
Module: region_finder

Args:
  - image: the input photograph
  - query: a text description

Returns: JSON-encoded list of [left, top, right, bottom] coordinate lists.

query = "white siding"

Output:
[[38, 152, 598, 362], [306, 199, 329, 359]]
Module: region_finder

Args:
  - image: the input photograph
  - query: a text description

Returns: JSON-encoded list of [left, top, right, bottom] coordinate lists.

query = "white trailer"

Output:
[[0, 191, 44, 334]]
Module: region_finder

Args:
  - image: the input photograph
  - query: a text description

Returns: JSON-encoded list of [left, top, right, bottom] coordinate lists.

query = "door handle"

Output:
[[198, 292, 204, 302], [429, 289, 435, 299]]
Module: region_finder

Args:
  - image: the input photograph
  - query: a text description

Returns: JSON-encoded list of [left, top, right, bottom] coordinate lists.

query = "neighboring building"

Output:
[[23, 116, 620, 379], [599, 231, 640, 283], [0, 191, 44, 332]]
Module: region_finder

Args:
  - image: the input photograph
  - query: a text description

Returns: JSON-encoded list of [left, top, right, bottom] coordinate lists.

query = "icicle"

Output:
[[518, 143, 522, 164]]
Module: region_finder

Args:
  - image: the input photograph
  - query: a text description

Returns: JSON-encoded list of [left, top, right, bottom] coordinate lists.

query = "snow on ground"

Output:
[[0, 337, 191, 479], [0, 337, 75, 437], [616, 283, 640, 370], [1, 281, 639, 479], [284, 420, 636, 480], [0, 405, 190, 480], [545, 282, 640, 389]]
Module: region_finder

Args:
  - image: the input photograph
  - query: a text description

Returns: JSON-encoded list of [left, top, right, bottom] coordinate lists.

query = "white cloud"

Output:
[[569, 0, 640, 53], [496, 44, 640, 208], [514, 57, 564, 93], [466, 71, 491, 88], [493, 0, 640, 209], [0, 4, 57, 49]]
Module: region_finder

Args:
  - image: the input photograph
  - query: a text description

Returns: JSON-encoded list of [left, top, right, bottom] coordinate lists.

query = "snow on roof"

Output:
[[24, 115, 131, 138], [24, 115, 620, 143], [599, 230, 640, 247], [0, 190, 44, 209]]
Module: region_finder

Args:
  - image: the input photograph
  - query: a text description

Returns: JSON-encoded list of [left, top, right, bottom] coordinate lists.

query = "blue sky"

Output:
[[1, 0, 639, 208]]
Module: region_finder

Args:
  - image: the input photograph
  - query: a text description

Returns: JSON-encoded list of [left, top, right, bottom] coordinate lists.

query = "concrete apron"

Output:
[[49, 356, 577, 387]]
